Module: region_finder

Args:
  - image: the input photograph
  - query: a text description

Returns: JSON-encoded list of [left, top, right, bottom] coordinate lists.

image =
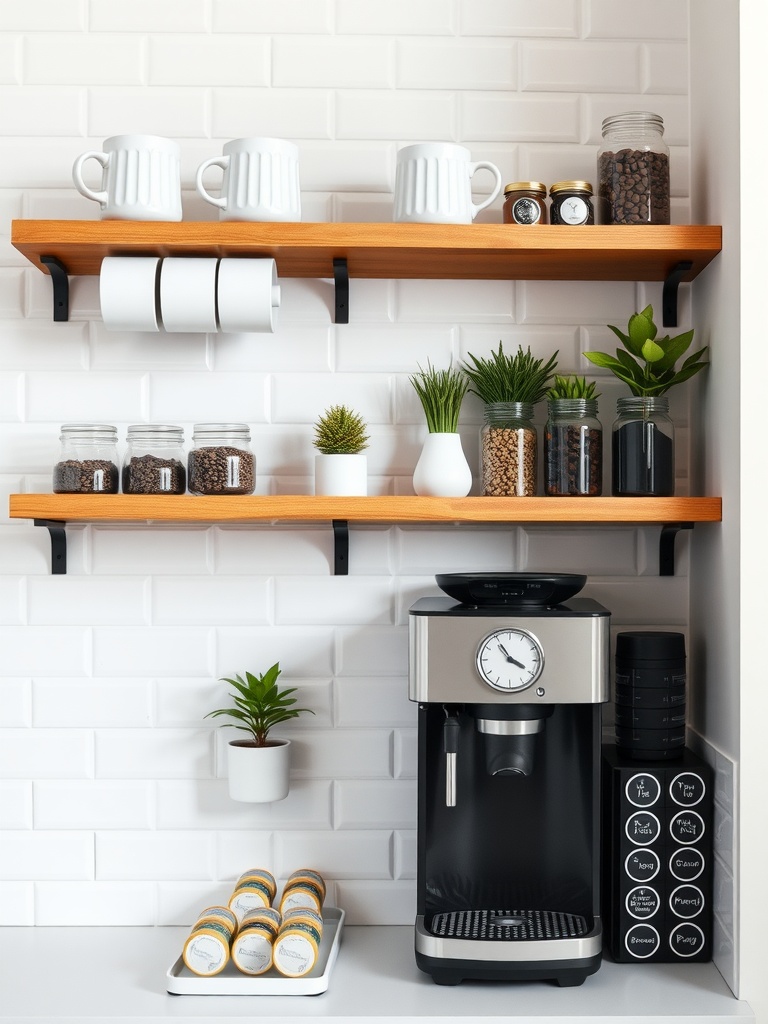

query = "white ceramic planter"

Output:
[[314, 453, 367, 496], [227, 739, 291, 803], [412, 432, 472, 497]]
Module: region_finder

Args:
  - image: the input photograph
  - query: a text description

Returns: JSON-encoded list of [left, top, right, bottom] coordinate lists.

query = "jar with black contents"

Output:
[[549, 181, 595, 225], [122, 424, 186, 495], [188, 423, 256, 496], [597, 111, 670, 224], [502, 182, 548, 225], [53, 424, 119, 494]]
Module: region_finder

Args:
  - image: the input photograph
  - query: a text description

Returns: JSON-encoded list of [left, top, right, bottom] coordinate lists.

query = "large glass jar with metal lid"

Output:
[[53, 424, 119, 493], [549, 181, 595, 225], [481, 402, 537, 496], [502, 182, 548, 225], [122, 424, 186, 495], [612, 396, 674, 496], [188, 423, 256, 496], [597, 111, 670, 224], [544, 398, 602, 495]]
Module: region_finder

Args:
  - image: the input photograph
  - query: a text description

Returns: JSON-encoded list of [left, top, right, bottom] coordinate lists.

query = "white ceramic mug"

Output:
[[99, 256, 161, 332], [196, 137, 301, 222], [394, 142, 503, 224], [72, 135, 182, 221], [159, 258, 219, 333], [217, 258, 281, 333]]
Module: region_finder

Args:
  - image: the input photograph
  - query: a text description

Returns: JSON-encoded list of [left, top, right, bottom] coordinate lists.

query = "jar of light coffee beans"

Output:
[[481, 403, 538, 497], [188, 423, 256, 496]]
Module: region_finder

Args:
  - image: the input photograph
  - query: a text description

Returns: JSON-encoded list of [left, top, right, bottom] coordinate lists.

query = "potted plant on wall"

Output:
[[583, 305, 708, 496], [313, 404, 370, 496], [460, 343, 558, 496], [205, 662, 314, 803], [409, 362, 472, 497]]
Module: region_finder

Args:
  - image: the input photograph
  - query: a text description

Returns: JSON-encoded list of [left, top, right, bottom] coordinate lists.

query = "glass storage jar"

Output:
[[481, 402, 537, 497], [502, 182, 548, 225], [188, 423, 256, 495], [612, 396, 674, 496], [597, 111, 670, 225], [122, 424, 186, 495], [544, 398, 602, 496], [549, 181, 595, 225], [53, 423, 119, 493]]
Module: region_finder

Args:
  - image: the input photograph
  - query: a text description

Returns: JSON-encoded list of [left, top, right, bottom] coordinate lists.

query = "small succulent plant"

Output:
[[205, 663, 314, 748], [547, 374, 600, 401], [409, 362, 469, 433], [313, 405, 369, 455], [461, 343, 558, 405], [583, 305, 708, 397]]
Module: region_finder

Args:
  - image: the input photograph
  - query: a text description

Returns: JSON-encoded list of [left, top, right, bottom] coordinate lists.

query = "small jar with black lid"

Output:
[[549, 181, 595, 225], [53, 424, 119, 494], [188, 423, 256, 496], [122, 424, 186, 495], [502, 182, 548, 225]]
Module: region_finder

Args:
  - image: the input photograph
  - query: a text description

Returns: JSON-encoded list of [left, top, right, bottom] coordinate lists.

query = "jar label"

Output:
[[511, 197, 542, 225], [557, 196, 589, 224]]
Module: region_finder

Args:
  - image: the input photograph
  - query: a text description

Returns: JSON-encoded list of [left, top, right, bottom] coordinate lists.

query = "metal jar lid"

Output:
[[549, 180, 593, 196], [503, 181, 547, 196]]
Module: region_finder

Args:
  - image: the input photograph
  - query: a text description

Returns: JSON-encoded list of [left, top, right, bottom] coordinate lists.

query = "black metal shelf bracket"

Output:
[[332, 519, 349, 575], [333, 258, 349, 324], [662, 260, 693, 328], [34, 519, 67, 574], [40, 256, 70, 322], [659, 522, 693, 576]]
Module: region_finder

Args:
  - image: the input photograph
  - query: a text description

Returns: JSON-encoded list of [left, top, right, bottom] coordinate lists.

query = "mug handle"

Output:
[[195, 156, 230, 210], [72, 151, 110, 205], [469, 161, 503, 219]]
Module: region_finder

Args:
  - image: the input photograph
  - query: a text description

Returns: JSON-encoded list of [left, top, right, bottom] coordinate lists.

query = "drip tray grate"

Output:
[[428, 909, 588, 941]]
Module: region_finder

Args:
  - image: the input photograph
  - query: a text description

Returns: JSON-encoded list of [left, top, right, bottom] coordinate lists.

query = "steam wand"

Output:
[[443, 708, 461, 808]]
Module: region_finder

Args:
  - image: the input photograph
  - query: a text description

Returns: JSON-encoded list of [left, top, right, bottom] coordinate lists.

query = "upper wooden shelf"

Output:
[[11, 220, 722, 282], [10, 493, 722, 525]]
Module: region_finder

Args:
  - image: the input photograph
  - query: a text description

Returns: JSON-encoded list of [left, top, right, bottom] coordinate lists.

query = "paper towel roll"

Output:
[[100, 256, 161, 331], [217, 258, 281, 333], [160, 257, 219, 333]]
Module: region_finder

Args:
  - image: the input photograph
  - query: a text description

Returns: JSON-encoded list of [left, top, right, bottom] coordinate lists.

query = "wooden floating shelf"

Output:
[[11, 220, 722, 282], [9, 494, 722, 525]]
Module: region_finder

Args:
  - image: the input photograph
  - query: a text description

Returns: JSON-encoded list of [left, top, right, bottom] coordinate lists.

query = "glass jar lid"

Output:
[[504, 181, 547, 196], [126, 423, 184, 440], [601, 111, 665, 135], [59, 423, 118, 439], [550, 180, 593, 196], [192, 422, 251, 440]]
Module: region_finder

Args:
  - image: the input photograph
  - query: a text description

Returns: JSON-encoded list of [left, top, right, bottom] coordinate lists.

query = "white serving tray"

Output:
[[166, 906, 344, 996]]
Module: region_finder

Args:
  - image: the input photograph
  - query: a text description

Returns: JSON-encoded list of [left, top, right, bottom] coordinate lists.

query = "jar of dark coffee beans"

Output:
[[53, 424, 119, 494], [481, 402, 537, 497], [544, 398, 602, 496], [122, 424, 186, 495], [188, 423, 256, 496], [597, 111, 670, 225], [549, 181, 594, 225]]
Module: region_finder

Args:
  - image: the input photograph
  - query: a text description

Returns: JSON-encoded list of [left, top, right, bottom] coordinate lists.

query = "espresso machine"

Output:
[[409, 573, 610, 986]]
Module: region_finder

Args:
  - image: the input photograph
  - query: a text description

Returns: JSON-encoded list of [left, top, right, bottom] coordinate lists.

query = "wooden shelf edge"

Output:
[[9, 494, 723, 525]]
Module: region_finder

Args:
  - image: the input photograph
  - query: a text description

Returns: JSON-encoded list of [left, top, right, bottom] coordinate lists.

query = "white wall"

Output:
[[0, 0, 709, 940]]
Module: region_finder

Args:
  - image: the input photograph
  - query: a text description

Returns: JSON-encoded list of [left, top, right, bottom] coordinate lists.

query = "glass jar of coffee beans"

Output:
[[597, 111, 670, 225], [188, 423, 256, 496], [122, 424, 186, 495], [481, 403, 537, 497], [53, 424, 119, 493]]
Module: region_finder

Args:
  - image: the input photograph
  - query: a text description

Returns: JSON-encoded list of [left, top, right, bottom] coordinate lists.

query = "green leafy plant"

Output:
[[583, 305, 708, 397], [547, 374, 600, 401], [460, 343, 558, 404], [205, 663, 314, 747], [313, 404, 369, 454], [409, 362, 469, 433]]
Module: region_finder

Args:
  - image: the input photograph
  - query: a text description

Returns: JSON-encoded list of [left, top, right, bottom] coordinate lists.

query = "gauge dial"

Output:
[[475, 627, 544, 692]]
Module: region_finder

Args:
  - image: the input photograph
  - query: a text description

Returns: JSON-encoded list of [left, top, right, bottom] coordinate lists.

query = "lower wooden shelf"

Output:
[[9, 493, 722, 577]]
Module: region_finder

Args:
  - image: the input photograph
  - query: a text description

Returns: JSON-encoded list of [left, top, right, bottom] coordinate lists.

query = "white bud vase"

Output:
[[413, 432, 472, 497]]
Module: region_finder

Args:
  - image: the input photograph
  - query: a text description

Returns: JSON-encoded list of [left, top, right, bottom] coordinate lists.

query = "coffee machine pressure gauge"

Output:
[[476, 627, 544, 692]]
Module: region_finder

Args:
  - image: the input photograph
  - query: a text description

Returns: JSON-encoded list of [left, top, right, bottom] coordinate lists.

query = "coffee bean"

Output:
[[598, 147, 670, 225], [482, 426, 537, 497], [188, 446, 255, 495], [53, 459, 119, 494]]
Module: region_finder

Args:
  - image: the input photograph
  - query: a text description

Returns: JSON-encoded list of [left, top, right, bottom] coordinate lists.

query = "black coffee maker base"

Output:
[[416, 950, 603, 987]]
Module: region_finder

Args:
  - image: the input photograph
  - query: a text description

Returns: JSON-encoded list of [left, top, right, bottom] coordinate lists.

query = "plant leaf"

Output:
[[640, 338, 666, 364]]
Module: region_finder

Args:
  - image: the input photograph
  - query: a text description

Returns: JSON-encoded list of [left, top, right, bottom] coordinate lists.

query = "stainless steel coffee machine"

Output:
[[409, 573, 610, 986]]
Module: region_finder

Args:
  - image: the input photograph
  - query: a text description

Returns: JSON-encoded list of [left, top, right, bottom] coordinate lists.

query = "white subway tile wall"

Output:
[[0, 0, 708, 939]]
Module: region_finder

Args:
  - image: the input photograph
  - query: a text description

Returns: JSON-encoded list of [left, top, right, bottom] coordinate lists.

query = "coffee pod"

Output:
[[228, 878, 273, 921], [615, 631, 687, 761], [182, 907, 235, 977], [231, 907, 282, 975], [272, 912, 323, 978], [235, 869, 277, 902]]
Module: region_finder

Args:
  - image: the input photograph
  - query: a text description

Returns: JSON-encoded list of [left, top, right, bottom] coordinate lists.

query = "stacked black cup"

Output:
[[614, 631, 686, 760]]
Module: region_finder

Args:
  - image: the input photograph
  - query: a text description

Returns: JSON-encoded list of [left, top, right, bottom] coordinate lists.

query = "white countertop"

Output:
[[0, 926, 754, 1023]]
